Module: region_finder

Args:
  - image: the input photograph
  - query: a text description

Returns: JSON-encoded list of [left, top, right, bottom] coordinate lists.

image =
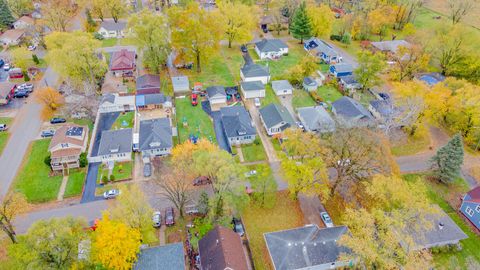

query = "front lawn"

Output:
[[292, 89, 316, 109], [175, 98, 216, 143], [241, 140, 267, 162], [0, 117, 12, 155], [261, 84, 280, 107], [14, 139, 63, 203], [64, 169, 86, 198], [97, 161, 133, 183], [242, 191, 304, 270], [111, 111, 134, 130], [101, 38, 117, 47], [316, 85, 343, 103]]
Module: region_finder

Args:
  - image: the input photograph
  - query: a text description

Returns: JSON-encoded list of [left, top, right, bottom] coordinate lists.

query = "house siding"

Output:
[[273, 88, 292, 96], [100, 152, 132, 163], [255, 46, 289, 60], [242, 89, 265, 99], [209, 96, 227, 105], [460, 200, 480, 230], [141, 147, 172, 158], [240, 72, 270, 84], [227, 135, 256, 146]]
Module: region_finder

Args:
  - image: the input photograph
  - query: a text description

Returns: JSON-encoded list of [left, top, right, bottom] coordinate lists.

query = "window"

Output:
[[466, 207, 474, 217], [476, 205, 480, 213]]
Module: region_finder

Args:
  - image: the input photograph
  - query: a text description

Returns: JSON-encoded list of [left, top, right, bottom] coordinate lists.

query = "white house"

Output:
[[98, 19, 128, 39], [254, 39, 289, 60], [0, 29, 25, 46], [206, 86, 227, 105], [99, 93, 135, 113], [259, 103, 295, 136], [96, 128, 133, 163], [13, 16, 34, 29], [240, 64, 270, 84], [271, 80, 293, 96], [240, 81, 265, 99]]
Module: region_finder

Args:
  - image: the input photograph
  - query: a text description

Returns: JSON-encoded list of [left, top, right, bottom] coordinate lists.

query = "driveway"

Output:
[[242, 51, 254, 65], [278, 94, 298, 121], [324, 40, 359, 68], [90, 112, 120, 156], [80, 163, 103, 203]]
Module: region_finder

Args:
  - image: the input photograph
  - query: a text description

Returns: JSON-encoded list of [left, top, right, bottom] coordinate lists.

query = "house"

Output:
[[371, 40, 411, 55], [304, 38, 342, 64], [417, 72, 446, 86], [259, 103, 295, 136], [134, 243, 186, 270], [259, 15, 289, 33], [271, 80, 293, 96], [98, 19, 128, 39], [240, 64, 270, 84], [302, 77, 318, 92], [460, 186, 480, 230], [338, 75, 361, 93], [240, 80, 265, 99], [0, 83, 15, 105], [329, 64, 353, 78], [264, 225, 353, 270], [48, 125, 89, 172], [99, 93, 135, 113], [13, 16, 34, 29], [139, 118, 173, 158], [220, 106, 256, 147], [206, 86, 227, 105], [254, 38, 289, 60], [136, 93, 172, 110], [97, 128, 133, 163], [109, 49, 136, 77], [297, 106, 335, 133], [8, 68, 23, 79], [171, 76, 189, 94], [369, 100, 393, 120], [198, 226, 249, 270], [136, 74, 161, 95], [0, 29, 26, 46], [331, 96, 373, 126]]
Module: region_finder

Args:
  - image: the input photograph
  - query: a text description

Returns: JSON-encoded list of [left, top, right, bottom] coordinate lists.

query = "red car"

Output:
[[191, 93, 198, 106], [165, 207, 175, 226]]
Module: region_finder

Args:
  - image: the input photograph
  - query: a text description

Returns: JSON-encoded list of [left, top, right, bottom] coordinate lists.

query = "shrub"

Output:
[[102, 175, 108, 184], [330, 34, 342, 41], [253, 138, 261, 145], [310, 91, 323, 103], [23, 71, 30, 81], [94, 32, 104, 40], [32, 54, 40, 64], [44, 155, 52, 167], [109, 174, 115, 182], [341, 33, 351, 45], [79, 152, 88, 167]]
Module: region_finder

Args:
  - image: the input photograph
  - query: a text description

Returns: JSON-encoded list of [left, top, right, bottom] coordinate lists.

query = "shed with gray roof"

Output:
[[220, 106, 256, 147], [134, 243, 185, 270], [240, 80, 265, 99], [171, 76, 189, 94], [272, 80, 293, 96], [331, 96, 373, 127], [240, 64, 270, 84], [97, 128, 133, 163], [297, 106, 335, 133], [259, 103, 295, 136], [139, 118, 173, 158], [206, 86, 227, 105], [255, 39, 289, 60]]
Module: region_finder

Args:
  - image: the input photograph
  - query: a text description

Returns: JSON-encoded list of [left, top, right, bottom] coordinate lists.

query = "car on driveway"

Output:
[[165, 207, 175, 226], [240, 44, 248, 53], [254, 97, 261, 107], [143, 163, 152, 177], [152, 211, 162, 228], [0, 59, 4, 67], [18, 83, 34, 92], [3, 63, 10, 71], [0, 124, 7, 132], [14, 91, 29, 98], [232, 217, 245, 237], [193, 176, 211, 186], [320, 211, 334, 228], [50, 117, 66, 124], [41, 129, 55, 138], [103, 189, 121, 199]]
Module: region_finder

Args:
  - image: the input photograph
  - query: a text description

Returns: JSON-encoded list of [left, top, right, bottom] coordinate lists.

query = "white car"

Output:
[[254, 97, 261, 107], [28, 45, 37, 51], [245, 170, 257, 177], [103, 189, 121, 199], [320, 211, 334, 228], [0, 124, 7, 132], [152, 211, 162, 228], [3, 63, 10, 71]]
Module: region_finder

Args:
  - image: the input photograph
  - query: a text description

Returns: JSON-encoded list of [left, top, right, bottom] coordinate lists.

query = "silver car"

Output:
[[320, 211, 334, 228], [152, 211, 162, 228], [103, 189, 121, 199]]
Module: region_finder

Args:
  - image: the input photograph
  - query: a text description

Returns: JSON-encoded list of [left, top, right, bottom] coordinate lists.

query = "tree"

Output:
[[448, 0, 478, 24], [0, 192, 28, 243], [156, 169, 192, 218], [39, 0, 76, 32], [10, 47, 31, 71], [390, 44, 430, 81], [289, 1, 311, 43], [197, 191, 210, 216], [35, 87, 65, 120], [218, 2, 257, 48], [83, 8, 97, 32], [307, 4, 334, 38], [250, 165, 277, 208], [106, 0, 128, 23], [287, 54, 317, 85], [168, 2, 223, 72], [393, 0, 423, 30], [6, 0, 33, 18], [92, 214, 141, 270], [354, 50, 386, 91], [431, 134, 464, 184], [128, 10, 170, 73], [91, 0, 107, 21], [8, 217, 87, 269], [0, 0, 14, 30], [367, 5, 395, 40]]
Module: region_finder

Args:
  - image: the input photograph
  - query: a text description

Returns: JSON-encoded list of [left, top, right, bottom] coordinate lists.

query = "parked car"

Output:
[[41, 129, 55, 138], [296, 121, 305, 131], [240, 44, 248, 53], [193, 176, 211, 186], [245, 170, 257, 177], [232, 218, 245, 237], [254, 97, 261, 107], [18, 83, 34, 92], [3, 63, 10, 71], [143, 163, 152, 177], [0, 59, 4, 67], [152, 211, 162, 228], [0, 124, 7, 132], [191, 93, 198, 106], [27, 45, 37, 51], [320, 211, 334, 228], [103, 189, 121, 199], [14, 91, 29, 98], [50, 117, 66, 124], [165, 207, 175, 226]]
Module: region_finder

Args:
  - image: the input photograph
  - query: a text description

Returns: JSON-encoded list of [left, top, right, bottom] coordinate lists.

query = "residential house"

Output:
[[220, 106, 256, 147], [259, 103, 295, 136], [369, 99, 393, 120], [136, 93, 172, 110], [206, 86, 227, 105], [110, 49, 136, 77], [98, 19, 128, 39], [136, 74, 161, 95], [264, 225, 352, 270], [338, 75, 361, 93], [240, 64, 270, 84], [460, 186, 480, 230], [0, 83, 15, 105], [139, 118, 173, 158], [97, 128, 133, 163], [0, 29, 26, 46], [99, 93, 135, 113], [240, 80, 265, 99], [254, 38, 289, 60], [171, 76, 189, 94], [303, 76, 318, 92], [304, 38, 342, 64], [48, 125, 89, 172], [13, 16, 34, 29], [259, 15, 288, 33], [198, 226, 249, 270], [371, 40, 411, 55], [134, 243, 186, 270], [329, 63, 353, 78], [331, 96, 373, 126], [417, 72, 446, 86], [297, 106, 335, 133], [271, 80, 293, 96]]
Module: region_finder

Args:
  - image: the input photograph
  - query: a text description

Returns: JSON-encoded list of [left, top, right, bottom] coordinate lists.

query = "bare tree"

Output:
[[155, 169, 192, 218], [0, 192, 28, 243], [448, 0, 478, 24], [380, 97, 424, 137]]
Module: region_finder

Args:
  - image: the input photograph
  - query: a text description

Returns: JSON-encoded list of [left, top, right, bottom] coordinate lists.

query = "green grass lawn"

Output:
[[292, 89, 316, 110], [243, 191, 304, 270], [14, 139, 63, 203], [101, 38, 117, 47], [317, 85, 343, 103], [261, 84, 280, 107], [183, 53, 236, 87], [175, 98, 216, 143], [111, 111, 134, 130], [257, 41, 306, 80], [241, 141, 267, 162], [220, 46, 246, 83], [64, 169, 86, 198], [97, 161, 133, 183], [0, 117, 12, 155]]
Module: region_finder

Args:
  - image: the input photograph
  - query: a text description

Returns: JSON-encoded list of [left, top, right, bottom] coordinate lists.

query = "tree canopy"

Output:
[[289, 1, 312, 43]]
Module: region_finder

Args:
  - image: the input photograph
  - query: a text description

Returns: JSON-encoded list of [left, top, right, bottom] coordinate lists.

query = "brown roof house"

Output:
[[48, 125, 89, 173], [198, 226, 249, 270], [109, 49, 136, 77], [136, 74, 161, 95], [0, 29, 26, 46], [13, 16, 35, 29]]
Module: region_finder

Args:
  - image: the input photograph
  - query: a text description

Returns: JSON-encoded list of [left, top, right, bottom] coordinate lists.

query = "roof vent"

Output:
[[323, 241, 326, 245], [438, 222, 445, 230], [216, 239, 219, 245]]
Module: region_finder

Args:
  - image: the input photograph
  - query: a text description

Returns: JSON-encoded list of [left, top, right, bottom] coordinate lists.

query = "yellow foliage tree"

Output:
[[218, 1, 257, 48], [10, 47, 31, 71], [35, 87, 65, 120], [306, 4, 334, 38]]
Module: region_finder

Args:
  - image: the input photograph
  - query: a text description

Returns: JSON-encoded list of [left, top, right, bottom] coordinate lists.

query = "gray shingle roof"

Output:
[[206, 86, 226, 98], [264, 225, 350, 270], [241, 80, 264, 91], [139, 118, 172, 151], [100, 19, 127, 31], [370, 100, 393, 118], [303, 76, 317, 86], [241, 64, 269, 78], [136, 74, 160, 90], [100, 93, 115, 105], [255, 38, 288, 53], [332, 64, 353, 74], [271, 80, 293, 91], [297, 106, 335, 132], [134, 243, 185, 270], [332, 96, 373, 120], [171, 76, 189, 92], [97, 128, 133, 156], [259, 103, 295, 129], [339, 75, 358, 85], [305, 38, 338, 58], [220, 106, 256, 138], [371, 40, 410, 53]]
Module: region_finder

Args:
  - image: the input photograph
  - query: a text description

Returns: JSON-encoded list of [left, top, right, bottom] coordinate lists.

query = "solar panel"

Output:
[[66, 127, 83, 136]]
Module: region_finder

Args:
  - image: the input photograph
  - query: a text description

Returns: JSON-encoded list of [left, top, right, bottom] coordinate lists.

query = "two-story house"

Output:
[[460, 186, 480, 230], [48, 125, 89, 173], [139, 118, 173, 159]]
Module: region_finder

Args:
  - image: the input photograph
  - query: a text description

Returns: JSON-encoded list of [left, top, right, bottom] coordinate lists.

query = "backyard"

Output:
[[292, 89, 316, 109], [241, 140, 267, 162], [0, 117, 12, 155], [111, 111, 134, 130], [261, 84, 280, 107], [256, 41, 307, 80], [316, 85, 343, 104], [64, 168, 86, 198], [101, 38, 117, 47], [175, 97, 216, 144]]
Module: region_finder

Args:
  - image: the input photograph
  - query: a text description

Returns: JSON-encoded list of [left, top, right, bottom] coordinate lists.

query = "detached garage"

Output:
[[271, 80, 293, 96], [240, 81, 265, 99]]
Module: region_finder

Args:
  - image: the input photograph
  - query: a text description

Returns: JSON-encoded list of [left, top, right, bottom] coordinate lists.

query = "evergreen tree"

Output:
[[0, 0, 15, 29], [197, 191, 210, 216], [430, 134, 464, 184], [289, 1, 312, 44]]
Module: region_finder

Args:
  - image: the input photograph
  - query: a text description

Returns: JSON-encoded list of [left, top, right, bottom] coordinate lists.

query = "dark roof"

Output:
[[303, 76, 317, 86], [332, 97, 373, 120], [255, 38, 288, 53], [332, 64, 353, 74], [100, 19, 127, 31], [297, 106, 335, 132], [134, 243, 185, 270], [136, 93, 170, 106], [136, 74, 160, 90], [241, 64, 269, 78], [97, 128, 133, 156], [139, 118, 172, 151], [110, 49, 135, 70], [305, 38, 338, 57], [241, 80, 264, 91], [101, 93, 115, 104], [339, 75, 358, 85], [206, 86, 226, 98], [220, 106, 256, 138], [264, 225, 350, 270], [465, 186, 480, 203], [259, 103, 295, 129], [371, 40, 410, 53], [198, 226, 249, 270], [370, 100, 393, 117]]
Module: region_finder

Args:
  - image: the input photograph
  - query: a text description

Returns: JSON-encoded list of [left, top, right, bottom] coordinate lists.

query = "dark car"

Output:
[[14, 91, 29, 98], [232, 217, 245, 237], [0, 59, 4, 67], [240, 45, 247, 53], [41, 129, 55, 138], [165, 207, 175, 226], [143, 163, 152, 177], [193, 176, 211, 186], [50, 117, 66, 124]]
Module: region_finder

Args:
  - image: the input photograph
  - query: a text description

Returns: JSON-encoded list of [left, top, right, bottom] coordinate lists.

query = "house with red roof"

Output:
[[109, 49, 136, 77], [460, 186, 480, 230]]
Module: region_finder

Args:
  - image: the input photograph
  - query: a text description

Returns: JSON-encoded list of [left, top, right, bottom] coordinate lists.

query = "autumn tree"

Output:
[[168, 2, 223, 72], [448, 0, 478, 24], [10, 47, 31, 71], [287, 54, 317, 85], [6, 0, 33, 18], [35, 87, 65, 120], [431, 134, 464, 184], [218, 2, 257, 48], [0, 0, 14, 31], [393, 0, 423, 30], [307, 3, 334, 38], [92, 214, 141, 270], [156, 169, 192, 218], [0, 192, 28, 243], [39, 0, 76, 31], [106, 0, 128, 22], [367, 5, 395, 39], [390, 44, 430, 81], [250, 165, 277, 208], [354, 50, 386, 91], [289, 1, 311, 43], [91, 0, 107, 21]]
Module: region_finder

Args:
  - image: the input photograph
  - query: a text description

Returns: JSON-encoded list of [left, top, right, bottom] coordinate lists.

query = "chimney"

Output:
[[438, 222, 445, 230]]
